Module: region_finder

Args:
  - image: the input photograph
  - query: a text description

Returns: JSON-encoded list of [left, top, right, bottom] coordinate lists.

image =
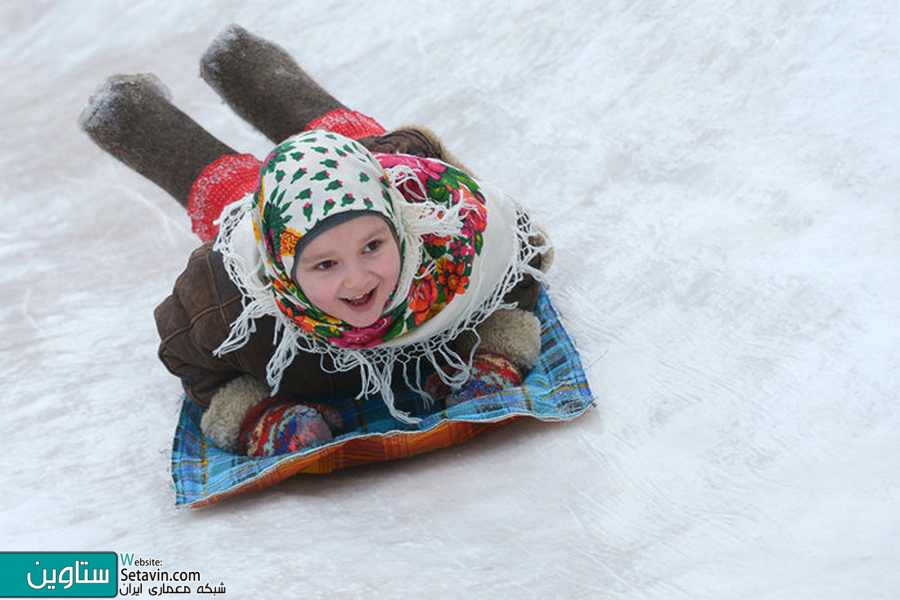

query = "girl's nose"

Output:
[[342, 262, 371, 293]]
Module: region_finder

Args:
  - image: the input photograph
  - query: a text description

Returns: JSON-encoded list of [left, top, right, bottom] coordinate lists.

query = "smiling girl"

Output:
[[81, 25, 551, 457]]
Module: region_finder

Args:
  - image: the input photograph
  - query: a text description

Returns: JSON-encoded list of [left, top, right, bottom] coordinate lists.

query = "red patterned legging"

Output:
[[186, 108, 385, 243]]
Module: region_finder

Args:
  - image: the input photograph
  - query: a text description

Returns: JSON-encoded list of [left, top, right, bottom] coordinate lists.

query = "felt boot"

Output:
[[200, 24, 384, 142], [79, 73, 236, 207]]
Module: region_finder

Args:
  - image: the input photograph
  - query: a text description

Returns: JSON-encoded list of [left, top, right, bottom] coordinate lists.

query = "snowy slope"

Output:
[[1, 1, 898, 598]]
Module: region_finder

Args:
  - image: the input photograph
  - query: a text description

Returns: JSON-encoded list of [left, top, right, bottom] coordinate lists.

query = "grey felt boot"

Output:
[[200, 24, 347, 144], [79, 73, 236, 207]]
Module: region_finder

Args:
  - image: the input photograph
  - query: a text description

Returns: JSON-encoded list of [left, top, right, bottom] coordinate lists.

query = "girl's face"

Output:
[[293, 215, 401, 328]]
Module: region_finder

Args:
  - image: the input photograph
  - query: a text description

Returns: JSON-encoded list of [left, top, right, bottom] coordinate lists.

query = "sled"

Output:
[[170, 288, 594, 508]]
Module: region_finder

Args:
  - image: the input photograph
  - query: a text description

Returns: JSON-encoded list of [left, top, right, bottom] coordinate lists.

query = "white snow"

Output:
[[1, 1, 898, 598]]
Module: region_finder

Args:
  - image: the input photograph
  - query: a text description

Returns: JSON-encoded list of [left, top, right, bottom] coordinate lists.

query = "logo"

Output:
[[0, 553, 116, 598]]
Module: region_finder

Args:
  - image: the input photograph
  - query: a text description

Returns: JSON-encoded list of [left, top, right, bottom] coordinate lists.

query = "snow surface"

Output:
[[2, 1, 899, 598]]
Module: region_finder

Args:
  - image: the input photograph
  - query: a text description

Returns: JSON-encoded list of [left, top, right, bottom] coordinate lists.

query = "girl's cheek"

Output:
[[300, 272, 331, 300]]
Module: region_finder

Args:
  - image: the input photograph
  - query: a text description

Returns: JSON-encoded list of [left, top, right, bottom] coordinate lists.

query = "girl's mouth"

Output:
[[342, 287, 376, 309]]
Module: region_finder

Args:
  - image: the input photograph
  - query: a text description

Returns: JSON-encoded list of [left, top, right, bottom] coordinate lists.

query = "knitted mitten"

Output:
[[79, 73, 235, 207], [200, 376, 349, 456], [424, 308, 542, 408], [437, 352, 524, 408], [239, 397, 344, 457], [200, 24, 385, 143]]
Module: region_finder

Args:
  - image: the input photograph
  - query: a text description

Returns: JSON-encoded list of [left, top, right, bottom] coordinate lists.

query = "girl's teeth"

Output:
[[345, 289, 373, 305]]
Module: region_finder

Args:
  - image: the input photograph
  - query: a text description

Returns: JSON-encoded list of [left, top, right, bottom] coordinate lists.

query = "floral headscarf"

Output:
[[249, 130, 487, 349], [213, 130, 544, 423]]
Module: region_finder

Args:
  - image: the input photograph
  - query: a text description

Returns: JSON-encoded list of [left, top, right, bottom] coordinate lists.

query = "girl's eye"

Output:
[[363, 239, 383, 253], [315, 260, 335, 271]]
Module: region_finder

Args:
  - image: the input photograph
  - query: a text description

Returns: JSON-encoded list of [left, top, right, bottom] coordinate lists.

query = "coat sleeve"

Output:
[[360, 125, 474, 175], [154, 244, 246, 408]]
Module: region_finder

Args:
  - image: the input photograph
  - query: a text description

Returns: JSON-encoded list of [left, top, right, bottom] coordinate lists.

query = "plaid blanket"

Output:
[[171, 288, 595, 508]]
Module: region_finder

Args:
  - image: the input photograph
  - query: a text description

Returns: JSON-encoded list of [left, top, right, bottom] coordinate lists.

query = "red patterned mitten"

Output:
[[437, 352, 524, 409], [238, 397, 344, 457]]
